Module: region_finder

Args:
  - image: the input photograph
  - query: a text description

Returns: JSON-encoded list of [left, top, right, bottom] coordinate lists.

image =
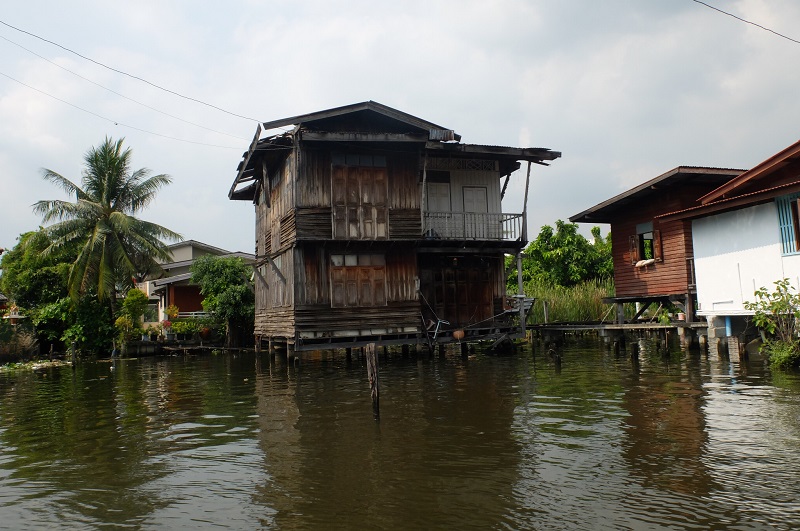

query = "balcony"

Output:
[[423, 212, 523, 241]]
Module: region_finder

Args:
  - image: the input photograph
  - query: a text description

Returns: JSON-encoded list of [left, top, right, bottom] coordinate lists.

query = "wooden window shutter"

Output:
[[629, 235, 639, 265], [793, 199, 800, 252], [653, 230, 663, 262]]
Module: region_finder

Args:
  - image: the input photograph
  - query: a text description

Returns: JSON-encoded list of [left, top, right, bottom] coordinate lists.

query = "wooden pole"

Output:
[[517, 252, 526, 336], [366, 343, 380, 419], [522, 161, 532, 242], [420, 154, 428, 234]]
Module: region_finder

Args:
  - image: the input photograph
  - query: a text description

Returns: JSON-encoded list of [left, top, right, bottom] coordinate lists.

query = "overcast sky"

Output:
[[2, 0, 800, 254]]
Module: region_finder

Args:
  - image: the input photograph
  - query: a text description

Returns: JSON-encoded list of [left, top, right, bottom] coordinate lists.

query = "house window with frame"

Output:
[[776, 193, 800, 255], [330, 253, 387, 308], [331, 153, 388, 240], [629, 221, 662, 264]]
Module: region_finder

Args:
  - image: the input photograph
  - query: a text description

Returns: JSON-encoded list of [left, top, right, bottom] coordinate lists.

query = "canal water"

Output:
[[1, 339, 799, 530]]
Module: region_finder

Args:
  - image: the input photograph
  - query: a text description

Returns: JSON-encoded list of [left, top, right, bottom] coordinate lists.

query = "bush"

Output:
[[744, 279, 800, 369]]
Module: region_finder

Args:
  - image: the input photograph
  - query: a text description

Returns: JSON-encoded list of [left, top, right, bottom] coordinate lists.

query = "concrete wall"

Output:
[[692, 201, 800, 316]]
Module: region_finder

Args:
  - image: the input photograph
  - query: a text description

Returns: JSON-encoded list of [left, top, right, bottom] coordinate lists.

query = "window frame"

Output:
[[776, 193, 800, 255], [329, 253, 387, 308]]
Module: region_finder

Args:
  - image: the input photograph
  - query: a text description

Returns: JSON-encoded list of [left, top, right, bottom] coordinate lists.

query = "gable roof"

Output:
[[699, 139, 800, 204], [229, 101, 561, 201], [261, 100, 460, 140], [570, 166, 743, 224]]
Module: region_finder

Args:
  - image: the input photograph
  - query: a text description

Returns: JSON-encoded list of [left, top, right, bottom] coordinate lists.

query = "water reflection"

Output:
[[622, 341, 713, 497], [252, 351, 522, 529], [1, 342, 800, 529]]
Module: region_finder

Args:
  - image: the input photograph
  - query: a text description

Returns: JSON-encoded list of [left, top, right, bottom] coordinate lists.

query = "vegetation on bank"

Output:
[[745, 279, 800, 369], [0, 138, 179, 360], [507, 220, 619, 323], [522, 278, 617, 323]]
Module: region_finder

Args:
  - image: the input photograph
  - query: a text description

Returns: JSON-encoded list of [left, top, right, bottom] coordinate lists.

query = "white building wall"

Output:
[[692, 201, 800, 316]]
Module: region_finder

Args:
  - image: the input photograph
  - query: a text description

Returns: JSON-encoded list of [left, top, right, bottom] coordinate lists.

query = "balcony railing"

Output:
[[177, 311, 211, 319], [423, 212, 523, 241]]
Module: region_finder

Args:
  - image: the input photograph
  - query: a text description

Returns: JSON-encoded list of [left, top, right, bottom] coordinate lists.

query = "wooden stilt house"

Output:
[[228, 101, 560, 350], [570, 167, 743, 323]]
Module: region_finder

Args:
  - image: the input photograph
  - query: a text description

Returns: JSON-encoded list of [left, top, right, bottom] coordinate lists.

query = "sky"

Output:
[[2, 0, 800, 254]]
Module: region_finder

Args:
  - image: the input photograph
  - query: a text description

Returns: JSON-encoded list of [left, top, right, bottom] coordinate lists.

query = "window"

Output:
[[330, 254, 387, 308], [776, 194, 800, 255], [331, 154, 388, 240], [629, 221, 662, 264]]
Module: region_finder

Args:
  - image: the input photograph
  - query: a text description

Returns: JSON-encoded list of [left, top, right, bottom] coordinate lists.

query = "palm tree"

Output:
[[33, 137, 181, 312]]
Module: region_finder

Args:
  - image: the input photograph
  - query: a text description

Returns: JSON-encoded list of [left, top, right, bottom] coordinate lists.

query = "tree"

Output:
[[511, 220, 613, 289], [0, 230, 116, 355], [32, 137, 180, 311], [190, 255, 254, 347]]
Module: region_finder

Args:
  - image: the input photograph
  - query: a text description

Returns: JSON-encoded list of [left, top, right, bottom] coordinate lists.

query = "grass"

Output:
[[517, 278, 621, 324]]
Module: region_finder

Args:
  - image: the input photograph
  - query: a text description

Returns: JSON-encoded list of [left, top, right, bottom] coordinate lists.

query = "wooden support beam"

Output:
[[264, 255, 286, 284], [522, 161, 532, 242], [500, 173, 511, 200], [366, 343, 380, 420]]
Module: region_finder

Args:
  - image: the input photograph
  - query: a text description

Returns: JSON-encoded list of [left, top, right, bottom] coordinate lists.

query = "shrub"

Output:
[[744, 279, 800, 369]]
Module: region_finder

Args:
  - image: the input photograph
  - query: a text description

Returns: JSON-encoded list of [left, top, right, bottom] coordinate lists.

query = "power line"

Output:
[[0, 18, 265, 123], [0, 70, 242, 149], [0, 34, 250, 142], [691, 0, 800, 45]]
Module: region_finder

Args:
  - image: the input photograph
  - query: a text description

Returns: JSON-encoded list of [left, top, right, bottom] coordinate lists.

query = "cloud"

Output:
[[2, 0, 800, 253]]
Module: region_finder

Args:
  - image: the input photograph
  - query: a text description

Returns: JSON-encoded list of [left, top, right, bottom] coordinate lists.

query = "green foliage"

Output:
[[522, 278, 617, 323], [190, 255, 254, 346], [509, 220, 613, 291], [122, 288, 149, 323], [0, 230, 71, 310], [744, 279, 800, 369], [171, 319, 200, 335], [190, 255, 254, 322], [32, 137, 180, 304], [1, 230, 116, 356]]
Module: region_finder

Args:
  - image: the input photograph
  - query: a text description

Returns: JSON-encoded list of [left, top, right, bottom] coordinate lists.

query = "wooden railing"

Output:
[[423, 212, 523, 241]]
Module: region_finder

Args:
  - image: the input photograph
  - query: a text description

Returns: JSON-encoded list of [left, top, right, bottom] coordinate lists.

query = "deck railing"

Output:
[[423, 212, 523, 241], [177, 311, 211, 319]]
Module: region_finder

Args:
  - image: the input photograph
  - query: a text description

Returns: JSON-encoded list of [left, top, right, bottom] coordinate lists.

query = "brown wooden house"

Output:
[[228, 101, 560, 350], [570, 167, 743, 322]]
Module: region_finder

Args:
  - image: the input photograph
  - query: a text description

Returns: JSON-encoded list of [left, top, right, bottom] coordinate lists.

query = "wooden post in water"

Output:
[[366, 343, 380, 419]]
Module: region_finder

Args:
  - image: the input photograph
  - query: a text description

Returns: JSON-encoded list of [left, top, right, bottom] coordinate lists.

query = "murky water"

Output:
[[1, 339, 799, 530]]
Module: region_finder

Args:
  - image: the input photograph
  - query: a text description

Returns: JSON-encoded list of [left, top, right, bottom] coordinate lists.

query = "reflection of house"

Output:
[[228, 101, 560, 351], [657, 140, 800, 346], [141, 240, 254, 320], [570, 167, 743, 322]]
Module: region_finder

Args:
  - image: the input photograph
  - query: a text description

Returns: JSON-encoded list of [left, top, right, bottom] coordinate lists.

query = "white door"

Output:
[[463, 186, 488, 239], [427, 183, 451, 237]]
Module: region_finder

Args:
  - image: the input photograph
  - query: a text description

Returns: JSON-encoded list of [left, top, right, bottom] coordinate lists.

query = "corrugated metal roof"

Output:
[[570, 166, 745, 224]]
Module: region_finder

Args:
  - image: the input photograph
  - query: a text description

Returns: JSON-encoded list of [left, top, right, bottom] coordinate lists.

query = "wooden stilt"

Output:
[[366, 343, 380, 419]]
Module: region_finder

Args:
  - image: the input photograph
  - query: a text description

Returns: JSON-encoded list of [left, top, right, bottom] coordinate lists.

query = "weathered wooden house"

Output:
[[228, 101, 560, 351], [570, 167, 743, 322]]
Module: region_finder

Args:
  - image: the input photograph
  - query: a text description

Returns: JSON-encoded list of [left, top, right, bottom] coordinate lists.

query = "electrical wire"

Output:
[[0, 18, 264, 123], [691, 0, 800, 45], [0, 34, 250, 141], [0, 70, 241, 149]]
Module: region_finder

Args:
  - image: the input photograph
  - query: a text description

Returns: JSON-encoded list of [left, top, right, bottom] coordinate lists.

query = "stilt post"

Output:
[[366, 343, 380, 419]]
